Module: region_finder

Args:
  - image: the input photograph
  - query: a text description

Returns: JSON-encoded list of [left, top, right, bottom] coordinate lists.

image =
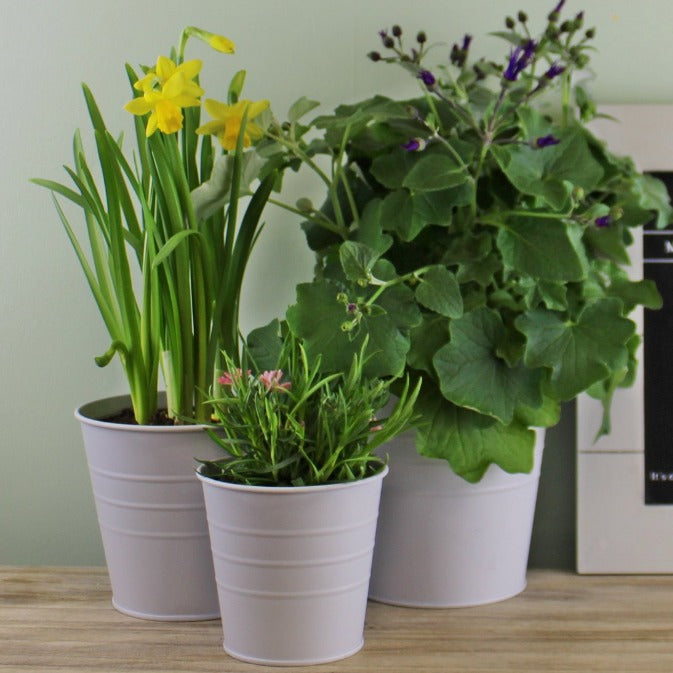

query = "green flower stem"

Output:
[[268, 132, 333, 190], [561, 69, 572, 126], [267, 198, 344, 236], [266, 130, 352, 237], [177, 29, 190, 64], [365, 265, 435, 306], [335, 124, 359, 224], [430, 87, 479, 134]]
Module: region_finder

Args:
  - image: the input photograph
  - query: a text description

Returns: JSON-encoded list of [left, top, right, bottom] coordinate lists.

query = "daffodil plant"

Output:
[[268, 3, 673, 481], [34, 26, 276, 424]]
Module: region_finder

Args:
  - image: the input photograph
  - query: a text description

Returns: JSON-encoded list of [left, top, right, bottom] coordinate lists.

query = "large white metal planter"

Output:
[[76, 394, 220, 621], [197, 466, 388, 666], [369, 430, 545, 607]]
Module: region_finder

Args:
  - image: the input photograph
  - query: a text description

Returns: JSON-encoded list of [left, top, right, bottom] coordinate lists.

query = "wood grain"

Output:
[[2, 567, 673, 672]]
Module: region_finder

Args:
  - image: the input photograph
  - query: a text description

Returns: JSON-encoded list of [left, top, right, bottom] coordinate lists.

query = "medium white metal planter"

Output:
[[197, 466, 388, 666], [369, 430, 545, 607], [76, 394, 220, 621]]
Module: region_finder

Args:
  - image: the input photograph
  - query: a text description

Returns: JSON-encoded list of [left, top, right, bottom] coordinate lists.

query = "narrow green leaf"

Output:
[[95, 340, 130, 367], [31, 178, 86, 207], [153, 229, 203, 268]]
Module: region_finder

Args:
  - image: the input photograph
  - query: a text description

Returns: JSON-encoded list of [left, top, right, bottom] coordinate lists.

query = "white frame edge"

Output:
[[577, 104, 673, 573]]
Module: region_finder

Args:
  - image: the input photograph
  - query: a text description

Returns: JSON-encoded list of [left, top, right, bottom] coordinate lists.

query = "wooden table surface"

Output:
[[2, 567, 673, 672]]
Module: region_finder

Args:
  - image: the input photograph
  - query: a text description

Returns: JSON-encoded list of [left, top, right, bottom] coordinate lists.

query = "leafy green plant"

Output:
[[198, 325, 421, 486], [34, 27, 276, 424], [265, 4, 672, 481]]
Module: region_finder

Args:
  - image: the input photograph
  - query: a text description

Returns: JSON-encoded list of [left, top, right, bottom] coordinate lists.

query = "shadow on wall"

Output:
[[529, 402, 576, 570]]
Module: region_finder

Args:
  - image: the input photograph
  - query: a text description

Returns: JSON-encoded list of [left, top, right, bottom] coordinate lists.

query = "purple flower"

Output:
[[553, 0, 565, 13], [535, 134, 561, 148], [544, 62, 565, 79], [595, 215, 612, 228], [401, 137, 427, 152], [462, 34, 472, 51], [418, 69, 436, 86], [504, 40, 537, 81], [347, 303, 358, 313]]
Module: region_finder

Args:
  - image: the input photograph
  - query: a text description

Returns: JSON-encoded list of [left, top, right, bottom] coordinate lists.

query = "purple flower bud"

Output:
[[401, 137, 427, 152], [535, 134, 561, 148], [544, 62, 565, 79], [462, 34, 472, 51], [523, 39, 537, 60], [347, 303, 358, 313], [553, 0, 566, 13], [418, 69, 436, 86], [595, 215, 612, 228], [504, 40, 537, 81]]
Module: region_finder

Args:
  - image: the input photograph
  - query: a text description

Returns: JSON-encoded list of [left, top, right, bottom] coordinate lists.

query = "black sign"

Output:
[[644, 172, 673, 504]]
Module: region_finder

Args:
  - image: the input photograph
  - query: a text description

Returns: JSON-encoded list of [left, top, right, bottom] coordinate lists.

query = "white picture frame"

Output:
[[577, 105, 673, 573]]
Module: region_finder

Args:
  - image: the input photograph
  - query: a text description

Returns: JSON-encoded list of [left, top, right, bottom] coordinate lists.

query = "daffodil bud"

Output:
[[184, 27, 235, 54]]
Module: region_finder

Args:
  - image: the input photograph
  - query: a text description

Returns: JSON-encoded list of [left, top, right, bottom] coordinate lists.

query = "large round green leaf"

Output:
[[432, 307, 542, 423]]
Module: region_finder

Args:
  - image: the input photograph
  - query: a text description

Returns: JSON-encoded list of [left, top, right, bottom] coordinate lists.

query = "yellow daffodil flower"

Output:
[[196, 99, 269, 150], [125, 71, 201, 136], [133, 56, 204, 101]]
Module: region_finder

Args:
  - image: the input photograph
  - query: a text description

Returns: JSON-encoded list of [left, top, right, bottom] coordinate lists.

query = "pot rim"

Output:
[[196, 463, 389, 495], [75, 393, 209, 434]]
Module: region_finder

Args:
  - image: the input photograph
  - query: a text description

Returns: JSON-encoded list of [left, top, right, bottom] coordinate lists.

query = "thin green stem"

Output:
[[365, 264, 435, 306]]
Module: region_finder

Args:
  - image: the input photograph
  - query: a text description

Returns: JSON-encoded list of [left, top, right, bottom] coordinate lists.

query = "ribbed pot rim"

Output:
[[196, 464, 389, 495], [75, 393, 208, 434]]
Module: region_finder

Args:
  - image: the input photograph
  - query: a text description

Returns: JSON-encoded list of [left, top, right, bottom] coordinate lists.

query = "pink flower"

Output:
[[259, 370, 292, 392], [217, 368, 250, 386]]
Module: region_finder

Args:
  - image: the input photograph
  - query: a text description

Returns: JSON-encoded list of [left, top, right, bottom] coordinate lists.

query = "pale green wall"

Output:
[[0, 0, 669, 566]]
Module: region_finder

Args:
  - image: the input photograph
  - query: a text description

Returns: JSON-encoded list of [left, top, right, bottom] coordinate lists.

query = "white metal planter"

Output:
[[76, 394, 220, 621], [197, 466, 388, 666], [369, 430, 545, 607]]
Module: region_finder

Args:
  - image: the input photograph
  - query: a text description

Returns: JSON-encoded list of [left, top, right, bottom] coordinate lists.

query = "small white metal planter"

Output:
[[369, 430, 545, 607], [76, 394, 221, 621], [197, 466, 388, 666]]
